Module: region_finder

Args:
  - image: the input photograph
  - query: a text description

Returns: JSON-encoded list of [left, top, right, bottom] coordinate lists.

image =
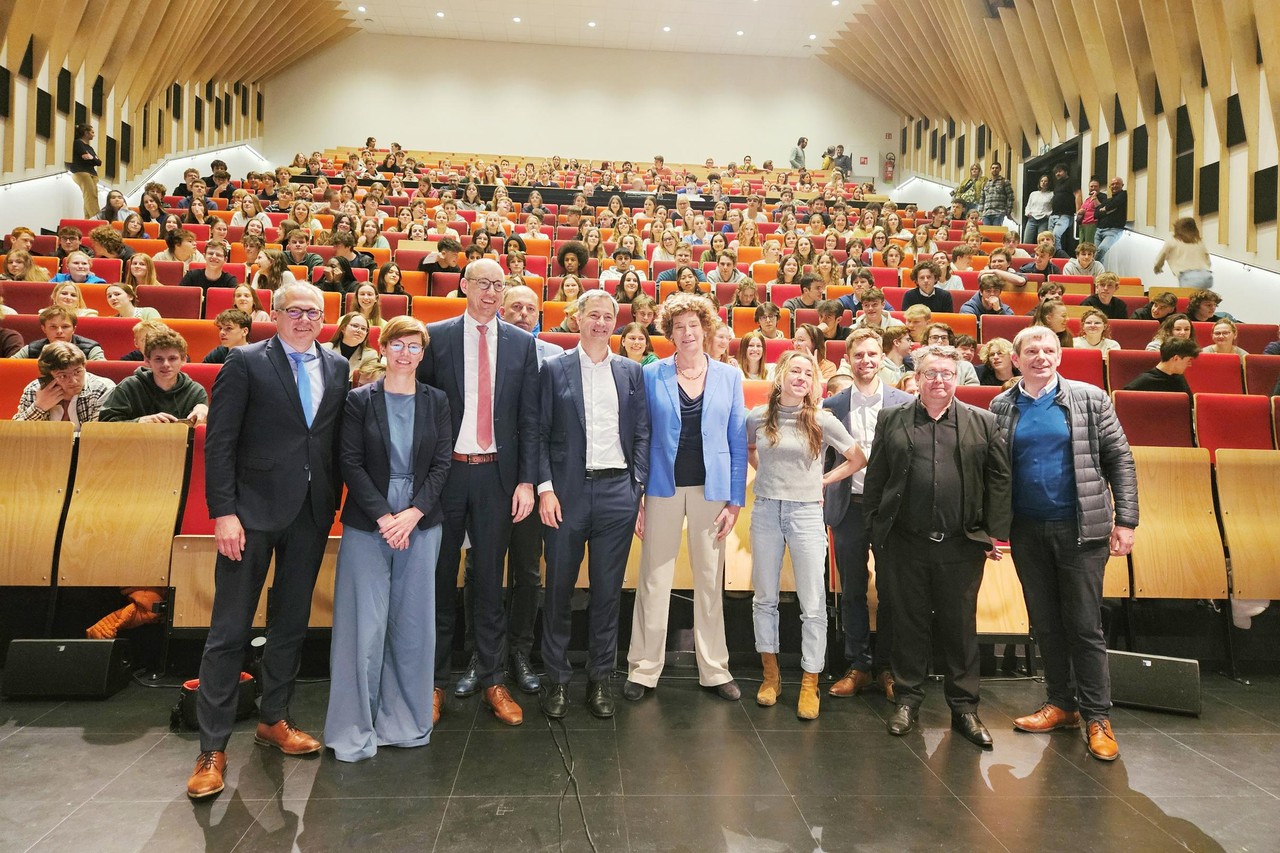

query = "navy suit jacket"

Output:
[[538, 349, 649, 495], [205, 336, 350, 531], [339, 379, 453, 532], [417, 314, 539, 493], [821, 382, 914, 527]]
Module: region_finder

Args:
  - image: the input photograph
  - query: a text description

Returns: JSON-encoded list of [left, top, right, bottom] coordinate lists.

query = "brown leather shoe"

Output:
[[482, 685, 524, 726], [433, 687, 444, 725], [255, 720, 322, 755], [1085, 719, 1120, 761], [828, 668, 872, 697], [1013, 703, 1081, 733], [876, 670, 895, 702], [186, 750, 226, 800]]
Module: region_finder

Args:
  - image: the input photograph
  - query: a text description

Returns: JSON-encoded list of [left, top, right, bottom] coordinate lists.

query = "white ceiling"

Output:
[[340, 0, 863, 58]]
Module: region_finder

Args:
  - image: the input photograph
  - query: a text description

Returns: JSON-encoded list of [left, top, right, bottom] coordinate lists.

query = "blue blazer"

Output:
[[643, 356, 747, 506]]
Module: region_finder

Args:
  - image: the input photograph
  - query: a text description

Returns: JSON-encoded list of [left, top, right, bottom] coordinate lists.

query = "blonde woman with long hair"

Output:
[[746, 349, 866, 720]]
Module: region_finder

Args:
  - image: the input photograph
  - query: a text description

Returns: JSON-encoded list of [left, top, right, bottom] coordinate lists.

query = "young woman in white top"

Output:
[[1202, 319, 1248, 358], [1073, 308, 1120, 356], [230, 194, 272, 229], [1153, 217, 1213, 289]]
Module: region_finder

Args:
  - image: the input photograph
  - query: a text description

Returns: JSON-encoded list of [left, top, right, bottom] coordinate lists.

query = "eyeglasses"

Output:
[[283, 307, 323, 320], [386, 341, 424, 354], [920, 370, 957, 381], [470, 279, 506, 292]]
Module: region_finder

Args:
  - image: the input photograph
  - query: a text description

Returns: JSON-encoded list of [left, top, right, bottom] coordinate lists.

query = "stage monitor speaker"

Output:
[[2, 639, 133, 700], [1107, 649, 1201, 716]]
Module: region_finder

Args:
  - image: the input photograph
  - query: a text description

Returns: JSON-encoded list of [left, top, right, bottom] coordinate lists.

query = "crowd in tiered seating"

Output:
[[5, 140, 1280, 425]]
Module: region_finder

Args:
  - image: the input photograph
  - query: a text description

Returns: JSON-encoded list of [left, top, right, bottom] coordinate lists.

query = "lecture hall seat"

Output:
[[1244, 354, 1280, 396], [1193, 393, 1275, 460], [1112, 390, 1194, 448], [1184, 352, 1245, 395], [1105, 349, 1160, 394]]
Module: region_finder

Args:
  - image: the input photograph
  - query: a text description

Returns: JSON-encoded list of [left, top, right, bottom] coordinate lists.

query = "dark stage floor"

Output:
[[1, 668, 1278, 852]]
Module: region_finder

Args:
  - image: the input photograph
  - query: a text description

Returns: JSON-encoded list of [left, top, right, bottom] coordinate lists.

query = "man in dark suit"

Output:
[[537, 291, 649, 719], [823, 329, 914, 702], [418, 258, 539, 726], [863, 345, 1011, 748], [188, 282, 350, 800]]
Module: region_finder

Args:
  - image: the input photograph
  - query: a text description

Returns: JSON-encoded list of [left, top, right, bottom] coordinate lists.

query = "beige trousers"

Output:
[[71, 171, 99, 218], [627, 486, 733, 687]]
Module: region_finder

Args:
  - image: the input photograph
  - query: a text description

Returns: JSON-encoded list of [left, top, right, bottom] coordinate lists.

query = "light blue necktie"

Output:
[[289, 351, 315, 427]]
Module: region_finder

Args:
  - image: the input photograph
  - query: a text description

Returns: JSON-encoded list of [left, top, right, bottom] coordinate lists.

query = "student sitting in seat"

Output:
[[10, 305, 105, 360], [1080, 272, 1128, 320], [14, 341, 116, 423], [51, 252, 106, 288], [1123, 337, 1199, 394], [1145, 313, 1194, 352], [99, 327, 209, 424], [203, 309, 252, 364]]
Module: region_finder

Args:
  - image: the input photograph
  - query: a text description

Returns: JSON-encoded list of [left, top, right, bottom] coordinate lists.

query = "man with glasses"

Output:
[[863, 345, 1011, 748], [418, 259, 540, 727], [188, 282, 351, 800]]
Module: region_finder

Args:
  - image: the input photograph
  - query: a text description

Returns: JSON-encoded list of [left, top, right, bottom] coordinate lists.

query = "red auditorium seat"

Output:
[[343, 292, 409, 320], [138, 285, 202, 319], [89, 258, 122, 282], [153, 261, 186, 286], [1058, 348, 1105, 387], [1113, 390, 1194, 447], [1109, 320, 1159, 350], [950, 290, 977, 312], [0, 359, 40, 418], [181, 363, 221, 398], [770, 284, 801, 306], [180, 424, 216, 535], [1185, 352, 1244, 394], [764, 338, 795, 363], [76, 317, 143, 359], [430, 272, 461, 297], [978, 314, 1031, 343], [743, 380, 771, 409], [539, 332, 578, 351], [3, 281, 55, 314], [205, 286, 272, 319], [1194, 393, 1274, 459], [954, 385, 1001, 409], [1236, 323, 1278, 354], [1106, 350, 1160, 393], [1244, 354, 1280, 396], [2, 314, 43, 343], [85, 361, 140, 386]]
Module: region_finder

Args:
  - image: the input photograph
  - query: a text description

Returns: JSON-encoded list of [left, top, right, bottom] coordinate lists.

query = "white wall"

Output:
[[263, 32, 898, 173]]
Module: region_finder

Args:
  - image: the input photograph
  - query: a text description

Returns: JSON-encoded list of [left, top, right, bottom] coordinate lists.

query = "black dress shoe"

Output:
[[454, 654, 480, 698], [541, 683, 568, 719], [510, 652, 541, 694], [621, 680, 647, 701], [586, 681, 615, 719], [713, 680, 741, 701], [887, 704, 919, 736], [952, 712, 994, 748]]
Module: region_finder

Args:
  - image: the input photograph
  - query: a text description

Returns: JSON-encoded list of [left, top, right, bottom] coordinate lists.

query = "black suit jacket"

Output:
[[205, 337, 350, 531], [821, 383, 915, 527], [417, 315, 539, 493], [538, 349, 649, 495], [339, 379, 453, 531], [861, 399, 1011, 549]]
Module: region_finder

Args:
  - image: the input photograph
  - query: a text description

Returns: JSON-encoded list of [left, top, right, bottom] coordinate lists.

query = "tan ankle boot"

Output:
[[757, 653, 781, 706], [797, 671, 820, 720]]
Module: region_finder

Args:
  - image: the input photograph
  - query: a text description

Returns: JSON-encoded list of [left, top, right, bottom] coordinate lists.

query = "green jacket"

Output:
[[99, 367, 208, 422]]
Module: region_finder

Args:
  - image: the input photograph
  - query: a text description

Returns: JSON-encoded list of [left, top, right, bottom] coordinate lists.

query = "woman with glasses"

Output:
[[326, 315, 453, 762]]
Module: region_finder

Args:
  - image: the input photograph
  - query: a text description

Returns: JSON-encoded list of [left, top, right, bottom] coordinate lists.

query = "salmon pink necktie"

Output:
[[477, 324, 493, 450]]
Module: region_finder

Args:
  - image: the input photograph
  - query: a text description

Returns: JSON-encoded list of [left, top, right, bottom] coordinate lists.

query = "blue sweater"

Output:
[[1011, 388, 1075, 521]]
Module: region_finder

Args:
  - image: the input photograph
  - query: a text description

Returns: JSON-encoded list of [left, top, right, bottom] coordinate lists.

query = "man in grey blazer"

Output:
[[189, 282, 350, 800], [536, 291, 649, 719], [823, 328, 914, 702], [418, 259, 540, 726]]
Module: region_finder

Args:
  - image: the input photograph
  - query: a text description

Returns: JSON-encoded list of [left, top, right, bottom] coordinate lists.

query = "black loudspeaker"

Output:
[[2, 639, 133, 699], [1107, 649, 1201, 716]]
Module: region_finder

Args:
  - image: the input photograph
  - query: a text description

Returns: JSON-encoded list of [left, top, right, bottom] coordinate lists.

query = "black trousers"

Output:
[[830, 498, 892, 673], [1008, 516, 1112, 721], [541, 474, 640, 683], [885, 530, 986, 713], [197, 501, 326, 752], [460, 509, 543, 659], [435, 461, 514, 688]]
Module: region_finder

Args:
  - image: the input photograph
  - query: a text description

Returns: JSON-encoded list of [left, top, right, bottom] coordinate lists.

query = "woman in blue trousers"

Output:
[[325, 316, 452, 762]]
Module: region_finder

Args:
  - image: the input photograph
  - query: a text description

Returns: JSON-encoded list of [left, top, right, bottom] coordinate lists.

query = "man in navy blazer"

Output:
[[189, 282, 350, 800], [822, 328, 914, 703], [537, 291, 649, 719], [418, 259, 539, 726]]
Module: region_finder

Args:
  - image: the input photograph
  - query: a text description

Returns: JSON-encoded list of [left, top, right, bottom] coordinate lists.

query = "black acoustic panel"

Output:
[[948, 118, 956, 136], [1176, 105, 1193, 154], [194, 97, 203, 132], [1022, 134, 1031, 158], [171, 83, 182, 120], [915, 119, 922, 150], [1063, 101, 1071, 119], [91, 75, 104, 117], [222, 93, 231, 122], [1154, 83, 1164, 116], [1132, 125, 1149, 172], [1078, 98, 1090, 132], [233, 81, 242, 95], [214, 96, 222, 131], [19, 37, 34, 79], [35, 88, 52, 139], [956, 134, 965, 164], [57, 68, 71, 114], [157, 109, 163, 145], [1113, 95, 1126, 134], [939, 133, 947, 166], [1094, 141, 1109, 181], [1226, 94, 1245, 147], [240, 89, 248, 116], [1253, 166, 1277, 225], [930, 129, 938, 161], [142, 106, 149, 146], [74, 100, 86, 127], [923, 117, 930, 128], [205, 80, 214, 100], [104, 135, 117, 180], [1175, 151, 1195, 205], [120, 121, 131, 164], [0, 66, 9, 119], [1198, 162, 1219, 216], [256, 91, 263, 122], [976, 124, 987, 158], [900, 126, 907, 156], [1200, 60, 1208, 88]]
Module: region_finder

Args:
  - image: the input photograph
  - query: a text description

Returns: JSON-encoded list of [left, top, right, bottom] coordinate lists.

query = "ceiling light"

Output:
[[736, 30, 744, 36], [809, 34, 817, 39], [663, 26, 670, 32], [436, 10, 444, 17], [832, 1, 839, 5], [356, 5, 365, 11], [588, 21, 596, 27], [512, 16, 520, 22]]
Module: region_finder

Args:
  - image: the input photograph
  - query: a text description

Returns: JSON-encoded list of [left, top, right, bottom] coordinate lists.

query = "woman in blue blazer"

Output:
[[624, 292, 748, 702], [325, 316, 452, 762]]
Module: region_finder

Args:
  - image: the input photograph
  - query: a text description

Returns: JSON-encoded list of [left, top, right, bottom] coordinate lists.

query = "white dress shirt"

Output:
[[845, 381, 884, 495], [455, 313, 498, 453], [538, 348, 626, 494]]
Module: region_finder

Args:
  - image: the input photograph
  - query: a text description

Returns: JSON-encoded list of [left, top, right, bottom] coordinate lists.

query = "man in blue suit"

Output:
[[418, 259, 540, 726], [537, 291, 649, 719]]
